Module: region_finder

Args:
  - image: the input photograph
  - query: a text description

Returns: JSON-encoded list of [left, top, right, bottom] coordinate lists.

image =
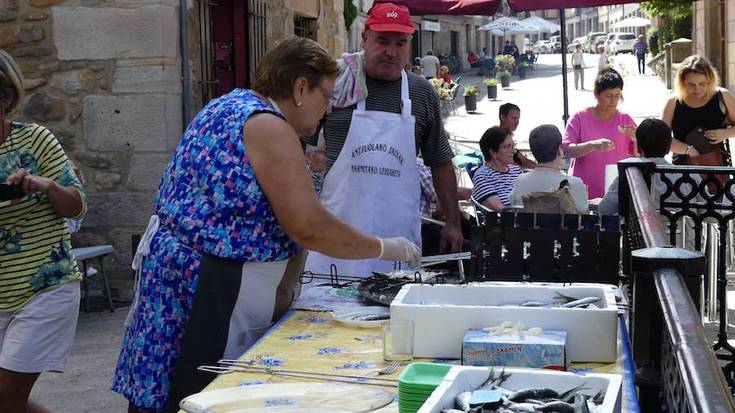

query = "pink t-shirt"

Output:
[[562, 108, 636, 199]]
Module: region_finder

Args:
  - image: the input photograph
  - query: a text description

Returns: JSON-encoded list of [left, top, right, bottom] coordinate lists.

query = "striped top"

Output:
[[0, 123, 86, 311], [471, 164, 523, 207], [307, 72, 454, 171]]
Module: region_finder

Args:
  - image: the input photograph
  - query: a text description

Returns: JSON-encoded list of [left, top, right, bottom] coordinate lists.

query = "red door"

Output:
[[211, 0, 247, 97]]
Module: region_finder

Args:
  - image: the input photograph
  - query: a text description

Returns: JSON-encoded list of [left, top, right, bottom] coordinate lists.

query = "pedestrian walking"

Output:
[[571, 44, 585, 90], [0, 50, 87, 413], [634, 35, 648, 75], [420, 50, 440, 79]]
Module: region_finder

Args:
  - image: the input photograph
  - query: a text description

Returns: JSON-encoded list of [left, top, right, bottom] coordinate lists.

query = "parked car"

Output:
[[567, 36, 586, 53], [584, 31, 606, 53], [603, 33, 616, 52], [593, 35, 607, 53], [548, 35, 562, 53], [607, 32, 637, 54], [533, 39, 550, 54]]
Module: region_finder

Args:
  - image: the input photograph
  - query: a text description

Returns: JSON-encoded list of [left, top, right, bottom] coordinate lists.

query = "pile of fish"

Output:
[[500, 292, 602, 309], [443, 368, 605, 413]]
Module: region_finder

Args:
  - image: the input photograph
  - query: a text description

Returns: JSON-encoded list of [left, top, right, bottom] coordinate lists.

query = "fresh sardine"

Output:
[[508, 388, 560, 402], [561, 297, 601, 308], [456, 391, 472, 411]]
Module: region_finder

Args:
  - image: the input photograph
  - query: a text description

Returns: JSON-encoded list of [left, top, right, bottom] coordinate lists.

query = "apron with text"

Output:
[[305, 70, 421, 277]]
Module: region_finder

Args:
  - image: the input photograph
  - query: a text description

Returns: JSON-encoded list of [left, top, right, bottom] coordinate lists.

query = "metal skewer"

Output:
[[198, 361, 399, 388]]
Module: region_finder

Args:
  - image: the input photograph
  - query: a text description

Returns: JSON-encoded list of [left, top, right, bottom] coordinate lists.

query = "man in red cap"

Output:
[[305, 2, 463, 277]]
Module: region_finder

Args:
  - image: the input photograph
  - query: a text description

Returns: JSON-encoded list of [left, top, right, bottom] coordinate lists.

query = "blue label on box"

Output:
[[462, 329, 567, 370]]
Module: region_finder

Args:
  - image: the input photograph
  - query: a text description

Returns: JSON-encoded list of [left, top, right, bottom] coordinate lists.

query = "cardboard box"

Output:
[[418, 366, 622, 413], [462, 329, 568, 370], [390, 282, 618, 362]]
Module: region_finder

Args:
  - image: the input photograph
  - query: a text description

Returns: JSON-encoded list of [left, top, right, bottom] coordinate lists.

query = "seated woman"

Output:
[[438, 65, 452, 85], [468, 51, 481, 68], [472, 126, 523, 212]]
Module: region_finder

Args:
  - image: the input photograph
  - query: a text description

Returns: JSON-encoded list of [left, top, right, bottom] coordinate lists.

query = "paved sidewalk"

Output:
[[30, 309, 129, 413], [443, 53, 669, 151]]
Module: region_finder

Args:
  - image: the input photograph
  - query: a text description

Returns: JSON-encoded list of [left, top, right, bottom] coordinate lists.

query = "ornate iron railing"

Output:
[[618, 158, 735, 412]]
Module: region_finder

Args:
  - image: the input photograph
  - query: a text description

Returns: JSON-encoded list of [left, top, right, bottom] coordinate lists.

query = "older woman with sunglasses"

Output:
[[112, 38, 420, 413], [563, 68, 637, 199]]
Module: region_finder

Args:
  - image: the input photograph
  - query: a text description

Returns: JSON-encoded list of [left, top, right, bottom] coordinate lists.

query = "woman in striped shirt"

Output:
[[0, 50, 86, 413], [472, 126, 523, 211]]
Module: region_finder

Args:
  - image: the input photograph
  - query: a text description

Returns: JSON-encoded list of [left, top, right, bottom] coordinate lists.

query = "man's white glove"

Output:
[[377, 237, 421, 267]]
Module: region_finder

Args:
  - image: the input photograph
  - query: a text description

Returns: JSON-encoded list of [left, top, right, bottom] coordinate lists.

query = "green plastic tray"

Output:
[[398, 362, 452, 389]]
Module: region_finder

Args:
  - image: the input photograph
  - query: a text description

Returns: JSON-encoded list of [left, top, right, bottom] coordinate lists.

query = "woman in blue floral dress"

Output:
[[112, 38, 420, 412]]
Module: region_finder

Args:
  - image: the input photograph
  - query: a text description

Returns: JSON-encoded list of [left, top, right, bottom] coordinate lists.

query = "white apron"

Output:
[[305, 70, 421, 277]]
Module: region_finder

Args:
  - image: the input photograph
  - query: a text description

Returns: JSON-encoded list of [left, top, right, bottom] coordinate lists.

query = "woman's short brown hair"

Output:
[[0, 50, 24, 114], [252, 37, 339, 99], [675, 55, 720, 101]]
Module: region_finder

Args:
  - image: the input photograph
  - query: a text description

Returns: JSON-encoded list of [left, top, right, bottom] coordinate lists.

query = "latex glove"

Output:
[[377, 237, 421, 267]]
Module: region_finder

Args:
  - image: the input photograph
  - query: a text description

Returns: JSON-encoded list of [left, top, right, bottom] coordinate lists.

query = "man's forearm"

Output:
[[431, 161, 460, 226]]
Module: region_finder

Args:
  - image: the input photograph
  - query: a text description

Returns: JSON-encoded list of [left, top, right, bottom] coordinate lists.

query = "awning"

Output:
[[508, 0, 645, 11], [385, 0, 499, 15]]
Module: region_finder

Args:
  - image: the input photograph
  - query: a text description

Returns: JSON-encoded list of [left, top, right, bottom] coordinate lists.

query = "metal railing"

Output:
[[618, 158, 735, 412]]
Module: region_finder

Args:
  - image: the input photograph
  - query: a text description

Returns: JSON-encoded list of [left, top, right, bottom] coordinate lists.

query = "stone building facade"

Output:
[[0, 0, 345, 301], [693, 0, 733, 93]]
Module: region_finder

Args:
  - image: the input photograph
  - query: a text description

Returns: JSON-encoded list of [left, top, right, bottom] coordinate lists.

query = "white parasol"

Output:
[[610, 16, 651, 29]]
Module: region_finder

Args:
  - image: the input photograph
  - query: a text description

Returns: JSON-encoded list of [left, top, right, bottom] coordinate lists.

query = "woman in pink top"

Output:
[[563, 68, 637, 198]]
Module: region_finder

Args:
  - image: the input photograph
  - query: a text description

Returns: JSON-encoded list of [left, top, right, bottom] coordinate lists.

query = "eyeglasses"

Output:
[[316, 84, 337, 108], [499, 142, 516, 150]]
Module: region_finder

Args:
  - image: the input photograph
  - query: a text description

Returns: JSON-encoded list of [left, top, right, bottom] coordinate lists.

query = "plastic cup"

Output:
[[383, 319, 414, 361]]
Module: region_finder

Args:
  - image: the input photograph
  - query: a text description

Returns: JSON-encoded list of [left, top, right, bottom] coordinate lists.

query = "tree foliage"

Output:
[[344, 0, 358, 30], [640, 0, 693, 20], [641, 0, 693, 56]]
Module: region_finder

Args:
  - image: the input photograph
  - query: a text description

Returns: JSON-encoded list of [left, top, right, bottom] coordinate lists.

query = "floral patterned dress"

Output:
[[0, 122, 86, 312], [112, 89, 300, 411]]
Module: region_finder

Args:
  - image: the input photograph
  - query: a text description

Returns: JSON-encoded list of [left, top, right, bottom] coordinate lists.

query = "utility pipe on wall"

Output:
[[180, 0, 193, 129]]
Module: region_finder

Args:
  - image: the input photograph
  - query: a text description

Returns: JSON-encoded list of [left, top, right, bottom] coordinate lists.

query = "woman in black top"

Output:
[[661, 55, 735, 165]]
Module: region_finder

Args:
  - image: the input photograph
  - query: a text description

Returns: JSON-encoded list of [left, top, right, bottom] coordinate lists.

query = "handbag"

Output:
[[685, 92, 730, 190], [521, 179, 579, 214]]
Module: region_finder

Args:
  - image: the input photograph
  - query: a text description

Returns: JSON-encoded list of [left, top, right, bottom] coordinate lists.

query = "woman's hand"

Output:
[[704, 128, 731, 144], [591, 138, 615, 151], [618, 124, 637, 141], [6, 169, 55, 195]]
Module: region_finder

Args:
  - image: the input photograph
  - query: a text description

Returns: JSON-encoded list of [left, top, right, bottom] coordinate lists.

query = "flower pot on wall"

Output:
[[487, 85, 497, 100], [464, 94, 477, 113], [518, 66, 527, 79]]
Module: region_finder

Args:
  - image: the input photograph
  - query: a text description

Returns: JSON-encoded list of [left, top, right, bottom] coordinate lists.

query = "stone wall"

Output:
[[0, 0, 347, 303], [266, 0, 345, 57], [1, 0, 184, 300]]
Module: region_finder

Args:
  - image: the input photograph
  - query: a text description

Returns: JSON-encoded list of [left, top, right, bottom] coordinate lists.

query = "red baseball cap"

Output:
[[365, 3, 415, 34]]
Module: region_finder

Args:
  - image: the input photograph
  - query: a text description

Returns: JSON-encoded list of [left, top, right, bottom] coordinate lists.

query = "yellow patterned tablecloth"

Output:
[[193, 310, 639, 412]]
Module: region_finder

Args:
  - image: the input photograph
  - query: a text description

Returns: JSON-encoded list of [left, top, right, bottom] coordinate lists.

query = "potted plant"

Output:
[[498, 71, 512, 88], [463, 85, 479, 113], [518, 61, 531, 79], [483, 77, 499, 100], [495, 55, 515, 88]]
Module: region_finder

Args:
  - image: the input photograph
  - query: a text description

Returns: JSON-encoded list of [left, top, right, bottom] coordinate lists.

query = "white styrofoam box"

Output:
[[390, 283, 618, 362], [418, 366, 622, 413]]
